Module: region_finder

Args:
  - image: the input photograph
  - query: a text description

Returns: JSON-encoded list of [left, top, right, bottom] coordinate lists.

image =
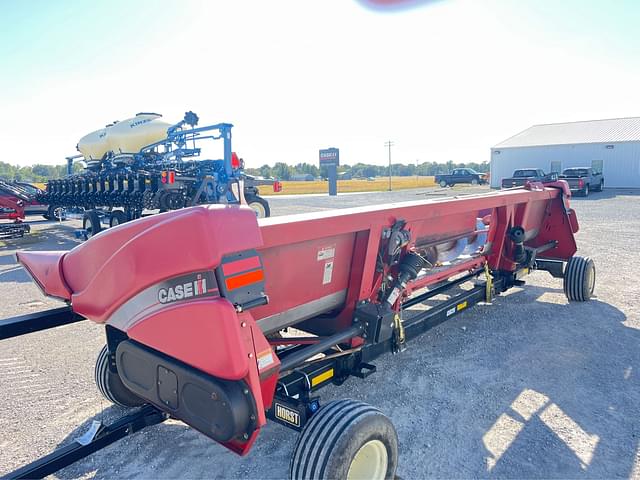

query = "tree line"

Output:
[[1, 159, 488, 183], [0, 161, 83, 182], [245, 161, 489, 181]]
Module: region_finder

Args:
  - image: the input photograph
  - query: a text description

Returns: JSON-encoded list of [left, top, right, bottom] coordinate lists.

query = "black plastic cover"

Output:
[[115, 340, 257, 443]]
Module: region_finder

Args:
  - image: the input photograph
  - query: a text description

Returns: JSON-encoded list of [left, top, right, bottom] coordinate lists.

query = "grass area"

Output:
[[258, 176, 436, 196]]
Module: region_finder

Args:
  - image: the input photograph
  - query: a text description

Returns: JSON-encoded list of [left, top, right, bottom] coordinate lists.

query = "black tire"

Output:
[[95, 345, 145, 407], [596, 179, 604, 192], [82, 210, 102, 238], [563, 256, 595, 302], [46, 205, 65, 221], [245, 195, 271, 218], [109, 210, 127, 227], [439, 180, 448, 188], [290, 399, 398, 480], [582, 184, 590, 197], [471, 178, 479, 186]]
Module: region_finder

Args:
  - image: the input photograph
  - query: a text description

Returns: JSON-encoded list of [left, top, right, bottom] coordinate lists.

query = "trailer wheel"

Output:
[[439, 180, 448, 188], [563, 256, 595, 302], [82, 211, 102, 238], [95, 345, 145, 407], [109, 210, 127, 227], [290, 399, 398, 480], [246, 195, 270, 218]]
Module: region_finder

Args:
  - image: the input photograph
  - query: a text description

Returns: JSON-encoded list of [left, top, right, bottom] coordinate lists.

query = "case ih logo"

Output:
[[158, 274, 208, 304], [319, 148, 339, 166]]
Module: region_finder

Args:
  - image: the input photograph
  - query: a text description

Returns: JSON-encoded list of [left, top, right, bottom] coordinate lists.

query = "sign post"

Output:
[[319, 148, 339, 196]]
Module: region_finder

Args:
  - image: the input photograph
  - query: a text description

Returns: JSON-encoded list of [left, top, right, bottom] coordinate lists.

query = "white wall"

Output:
[[490, 142, 640, 188]]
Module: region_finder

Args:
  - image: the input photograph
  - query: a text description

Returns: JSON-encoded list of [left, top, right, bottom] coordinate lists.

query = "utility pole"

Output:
[[384, 140, 394, 191]]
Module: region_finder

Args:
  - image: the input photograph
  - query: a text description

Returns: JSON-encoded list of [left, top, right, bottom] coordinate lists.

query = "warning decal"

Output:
[[317, 246, 336, 261], [257, 349, 275, 370], [323, 261, 334, 285]]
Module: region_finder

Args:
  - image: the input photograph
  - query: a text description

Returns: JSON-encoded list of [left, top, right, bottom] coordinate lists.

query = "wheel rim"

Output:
[[347, 440, 388, 480], [472, 179, 478, 185], [54, 207, 64, 220], [440, 181, 447, 188], [586, 263, 595, 295], [249, 201, 267, 218], [112, 216, 120, 226]]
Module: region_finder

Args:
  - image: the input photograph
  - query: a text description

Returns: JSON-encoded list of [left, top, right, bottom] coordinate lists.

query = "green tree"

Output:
[[272, 162, 293, 180]]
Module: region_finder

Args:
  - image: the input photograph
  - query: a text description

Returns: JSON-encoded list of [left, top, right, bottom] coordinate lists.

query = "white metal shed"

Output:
[[490, 117, 640, 188]]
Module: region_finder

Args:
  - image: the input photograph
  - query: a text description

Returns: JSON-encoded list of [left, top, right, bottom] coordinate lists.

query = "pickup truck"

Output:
[[435, 168, 488, 188], [501, 168, 557, 188], [558, 167, 604, 197]]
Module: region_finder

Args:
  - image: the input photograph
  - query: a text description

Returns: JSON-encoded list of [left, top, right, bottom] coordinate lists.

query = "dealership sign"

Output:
[[319, 148, 339, 166]]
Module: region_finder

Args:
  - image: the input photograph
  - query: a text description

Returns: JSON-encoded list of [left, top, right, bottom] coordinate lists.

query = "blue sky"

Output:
[[1, 0, 639, 168]]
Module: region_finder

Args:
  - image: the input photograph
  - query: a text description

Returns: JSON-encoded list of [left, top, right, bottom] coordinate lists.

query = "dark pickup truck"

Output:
[[558, 167, 604, 197], [501, 168, 558, 188], [435, 168, 488, 188]]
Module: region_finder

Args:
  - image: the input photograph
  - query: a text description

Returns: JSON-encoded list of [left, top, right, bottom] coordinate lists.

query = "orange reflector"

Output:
[[225, 269, 264, 290]]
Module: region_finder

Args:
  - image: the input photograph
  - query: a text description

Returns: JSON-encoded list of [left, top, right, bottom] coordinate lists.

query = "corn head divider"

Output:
[[0, 180, 595, 480]]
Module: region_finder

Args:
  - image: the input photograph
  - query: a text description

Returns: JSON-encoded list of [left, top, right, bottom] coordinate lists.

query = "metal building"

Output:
[[490, 117, 640, 188]]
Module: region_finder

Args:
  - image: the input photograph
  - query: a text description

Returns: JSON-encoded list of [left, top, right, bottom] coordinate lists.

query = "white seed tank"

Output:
[[77, 113, 172, 160]]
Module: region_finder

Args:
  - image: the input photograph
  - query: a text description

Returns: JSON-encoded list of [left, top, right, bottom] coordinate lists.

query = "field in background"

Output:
[[258, 176, 436, 196]]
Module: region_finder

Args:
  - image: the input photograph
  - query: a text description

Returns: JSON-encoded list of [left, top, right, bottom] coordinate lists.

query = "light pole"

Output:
[[384, 140, 394, 191]]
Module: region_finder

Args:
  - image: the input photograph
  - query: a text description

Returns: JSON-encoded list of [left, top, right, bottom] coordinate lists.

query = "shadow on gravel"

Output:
[[0, 223, 80, 254], [7, 285, 637, 480], [49, 405, 294, 480], [476, 286, 639, 479], [570, 188, 640, 201], [0, 223, 80, 284]]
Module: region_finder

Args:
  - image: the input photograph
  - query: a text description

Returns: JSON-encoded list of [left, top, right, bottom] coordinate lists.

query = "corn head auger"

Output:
[[0, 180, 595, 480]]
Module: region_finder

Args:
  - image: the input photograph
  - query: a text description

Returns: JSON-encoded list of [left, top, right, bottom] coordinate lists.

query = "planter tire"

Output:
[[246, 195, 271, 218], [109, 210, 127, 227], [83, 210, 102, 238]]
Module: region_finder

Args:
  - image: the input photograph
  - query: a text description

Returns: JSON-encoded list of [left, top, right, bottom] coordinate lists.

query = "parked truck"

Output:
[[501, 168, 557, 188], [558, 167, 604, 197], [435, 168, 488, 188]]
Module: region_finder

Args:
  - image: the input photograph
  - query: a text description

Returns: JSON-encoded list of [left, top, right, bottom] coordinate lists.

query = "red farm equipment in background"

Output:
[[0, 180, 32, 239], [0, 180, 595, 479]]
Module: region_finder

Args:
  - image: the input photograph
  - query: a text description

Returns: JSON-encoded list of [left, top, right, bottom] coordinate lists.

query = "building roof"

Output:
[[493, 117, 640, 148]]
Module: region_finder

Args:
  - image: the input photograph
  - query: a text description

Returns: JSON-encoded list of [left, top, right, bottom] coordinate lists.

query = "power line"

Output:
[[384, 140, 394, 191]]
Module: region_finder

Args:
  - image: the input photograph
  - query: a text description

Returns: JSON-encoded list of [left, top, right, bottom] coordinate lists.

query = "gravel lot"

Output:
[[1, 186, 638, 479]]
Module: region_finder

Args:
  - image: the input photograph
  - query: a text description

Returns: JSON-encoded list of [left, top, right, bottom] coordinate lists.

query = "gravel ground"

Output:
[[0, 186, 638, 479]]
